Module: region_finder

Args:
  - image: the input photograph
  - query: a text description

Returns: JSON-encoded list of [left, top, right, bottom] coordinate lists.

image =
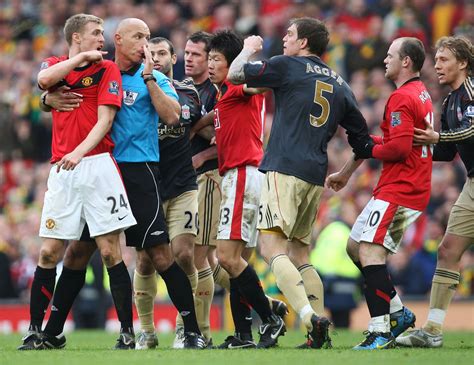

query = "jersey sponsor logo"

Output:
[[181, 104, 190, 120], [45, 219, 55, 230], [390, 112, 401, 127], [123, 90, 139, 106], [466, 105, 474, 118], [81, 77, 93, 87], [158, 123, 185, 139], [108, 80, 119, 95]]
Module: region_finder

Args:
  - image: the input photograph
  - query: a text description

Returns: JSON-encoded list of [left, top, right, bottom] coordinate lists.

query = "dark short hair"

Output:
[[149, 36, 175, 55], [209, 30, 243, 66], [289, 17, 329, 56], [399, 37, 425, 72], [436, 36, 473, 76], [188, 31, 213, 53]]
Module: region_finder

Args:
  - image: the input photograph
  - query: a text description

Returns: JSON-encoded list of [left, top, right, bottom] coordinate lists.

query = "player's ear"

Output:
[[299, 37, 308, 50], [172, 53, 177, 65], [458, 59, 468, 72], [72, 32, 81, 44]]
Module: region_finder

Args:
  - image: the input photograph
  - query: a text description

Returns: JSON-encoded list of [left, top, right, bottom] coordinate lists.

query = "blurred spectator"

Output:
[[345, 15, 389, 78], [430, 0, 463, 45]]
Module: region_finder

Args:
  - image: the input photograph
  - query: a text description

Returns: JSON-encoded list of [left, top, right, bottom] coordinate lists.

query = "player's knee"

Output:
[[136, 256, 155, 275], [39, 246, 61, 266], [437, 242, 460, 265], [99, 246, 121, 267], [63, 247, 88, 269], [216, 253, 237, 274], [174, 248, 194, 269]]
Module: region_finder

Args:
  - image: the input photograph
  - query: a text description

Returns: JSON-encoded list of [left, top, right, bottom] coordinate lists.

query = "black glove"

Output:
[[353, 138, 375, 160]]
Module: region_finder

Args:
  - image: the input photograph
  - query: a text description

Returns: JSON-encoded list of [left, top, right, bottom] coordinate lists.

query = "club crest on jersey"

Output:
[[181, 104, 190, 120], [391, 112, 401, 127], [466, 105, 474, 118], [81, 77, 93, 87], [45, 219, 55, 230], [108, 81, 119, 95], [123, 90, 138, 106]]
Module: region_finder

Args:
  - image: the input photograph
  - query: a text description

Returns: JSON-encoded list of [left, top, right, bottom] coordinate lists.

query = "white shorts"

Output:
[[39, 153, 137, 240], [217, 165, 263, 248], [349, 197, 422, 253]]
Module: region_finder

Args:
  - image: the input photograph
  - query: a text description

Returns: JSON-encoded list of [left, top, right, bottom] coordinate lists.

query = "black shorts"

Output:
[[119, 162, 169, 248]]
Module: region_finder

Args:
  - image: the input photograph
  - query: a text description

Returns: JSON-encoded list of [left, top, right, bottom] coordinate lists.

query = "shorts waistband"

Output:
[[81, 152, 112, 161]]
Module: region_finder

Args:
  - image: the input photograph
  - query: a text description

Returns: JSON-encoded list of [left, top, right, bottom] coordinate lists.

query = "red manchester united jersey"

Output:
[[42, 56, 122, 162], [214, 80, 265, 175], [374, 79, 433, 211]]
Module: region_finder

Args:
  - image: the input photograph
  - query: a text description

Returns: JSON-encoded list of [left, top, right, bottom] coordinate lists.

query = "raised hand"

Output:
[[81, 50, 107, 63], [243, 35, 263, 53]]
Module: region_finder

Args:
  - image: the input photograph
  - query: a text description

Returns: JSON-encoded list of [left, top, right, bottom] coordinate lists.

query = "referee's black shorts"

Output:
[[118, 162, 169, 248]]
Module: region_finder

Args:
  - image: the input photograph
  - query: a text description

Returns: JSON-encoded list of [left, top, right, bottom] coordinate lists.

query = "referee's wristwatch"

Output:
[[141, 72, 156, 84]]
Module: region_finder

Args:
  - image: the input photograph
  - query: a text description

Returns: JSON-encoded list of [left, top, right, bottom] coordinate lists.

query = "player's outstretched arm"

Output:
[[56, 104, 117, 172], [228, 35, 263, 85]]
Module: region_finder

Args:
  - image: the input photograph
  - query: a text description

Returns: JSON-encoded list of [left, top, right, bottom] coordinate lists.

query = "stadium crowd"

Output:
[[0, 0, 473, 307]]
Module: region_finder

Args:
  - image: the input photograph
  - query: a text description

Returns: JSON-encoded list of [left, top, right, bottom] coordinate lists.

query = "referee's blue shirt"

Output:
[[112, 63, 179, 163]]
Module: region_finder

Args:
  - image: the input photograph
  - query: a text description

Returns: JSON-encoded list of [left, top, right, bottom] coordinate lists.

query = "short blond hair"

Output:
[[64, 13, 103, 46]]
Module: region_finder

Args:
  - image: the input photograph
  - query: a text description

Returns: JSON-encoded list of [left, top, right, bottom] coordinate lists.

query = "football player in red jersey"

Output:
[[397, 36, 474, 348], [326, 37, 433, 349]]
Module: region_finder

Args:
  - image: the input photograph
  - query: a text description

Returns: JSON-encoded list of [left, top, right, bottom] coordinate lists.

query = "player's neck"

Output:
[[69, 46, 88, 67], [449, 73, 467, 91], [394, 72, 419, 89], [192, 73, 209, 85]]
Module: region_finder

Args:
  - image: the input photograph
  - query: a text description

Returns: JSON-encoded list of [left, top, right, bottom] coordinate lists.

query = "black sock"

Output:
[[234, 265, 272, 323], [108, 261, 133, 332], [229, 278, 252, 337], [362, 265, 395, 318], [160, 262, 200, 334], [44, 267, 86, 336], [30, 266, 56, 329]]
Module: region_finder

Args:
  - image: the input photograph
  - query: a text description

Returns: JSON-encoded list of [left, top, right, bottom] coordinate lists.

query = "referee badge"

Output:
[[390, 112, 401, 127]]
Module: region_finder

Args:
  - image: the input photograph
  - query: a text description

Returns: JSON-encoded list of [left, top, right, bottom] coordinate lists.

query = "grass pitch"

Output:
[[1, 330, 472, 365]]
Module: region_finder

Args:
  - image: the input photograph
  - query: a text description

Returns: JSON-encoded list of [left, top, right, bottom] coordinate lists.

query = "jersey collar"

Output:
[[121, 63, 141, 76], [401, 76, 420, 87]]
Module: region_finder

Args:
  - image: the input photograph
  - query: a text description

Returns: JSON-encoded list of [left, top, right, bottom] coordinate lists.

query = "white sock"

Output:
[[389, 294, 403, 314], [368, 314, 390, 333]]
